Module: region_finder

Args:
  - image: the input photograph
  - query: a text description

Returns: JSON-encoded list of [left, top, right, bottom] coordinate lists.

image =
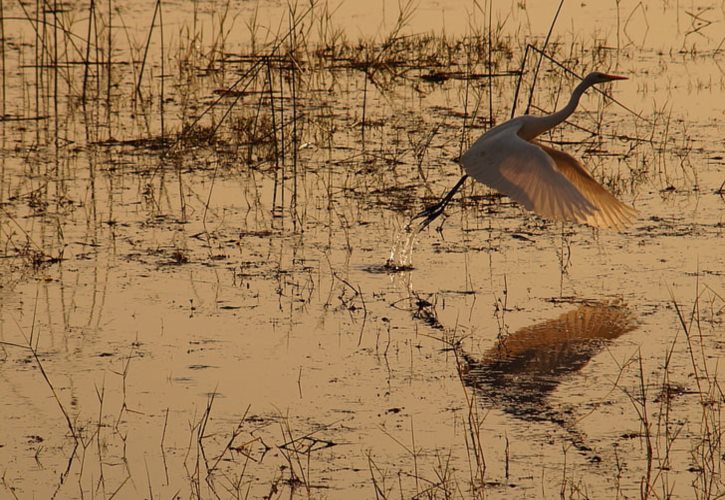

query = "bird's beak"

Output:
[[604, 73, 628, 81]]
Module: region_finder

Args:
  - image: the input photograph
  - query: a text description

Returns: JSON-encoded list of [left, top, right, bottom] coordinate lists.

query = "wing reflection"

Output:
[[461, 302, 637, 423]]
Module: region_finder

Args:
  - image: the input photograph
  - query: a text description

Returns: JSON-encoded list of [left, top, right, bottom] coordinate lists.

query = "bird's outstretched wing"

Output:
[[535, 142, 638, 230], [460, 122, 599, 225]]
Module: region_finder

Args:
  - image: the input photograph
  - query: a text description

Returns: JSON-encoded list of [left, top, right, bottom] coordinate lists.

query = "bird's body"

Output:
[[415, 72, 637, 230]]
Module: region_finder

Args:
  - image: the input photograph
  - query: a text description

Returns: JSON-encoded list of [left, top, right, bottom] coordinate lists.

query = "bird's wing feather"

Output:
[[534, 142, 638, 230], [459, 122, 598, 224]]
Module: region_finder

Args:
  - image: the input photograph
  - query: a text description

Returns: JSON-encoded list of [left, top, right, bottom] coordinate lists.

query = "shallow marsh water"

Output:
[[0, 0, 723, 498]]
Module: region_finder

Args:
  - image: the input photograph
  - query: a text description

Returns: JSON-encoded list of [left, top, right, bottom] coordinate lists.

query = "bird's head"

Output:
[[585, 71, 628, 85]]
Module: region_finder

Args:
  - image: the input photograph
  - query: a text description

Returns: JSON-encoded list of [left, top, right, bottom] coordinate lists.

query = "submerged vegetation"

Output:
[[0, 0, 723, 498]]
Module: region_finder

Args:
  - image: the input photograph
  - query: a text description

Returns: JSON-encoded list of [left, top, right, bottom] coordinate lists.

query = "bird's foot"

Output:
[[409, 175, 467, 232], [412, 199, 447, 230]]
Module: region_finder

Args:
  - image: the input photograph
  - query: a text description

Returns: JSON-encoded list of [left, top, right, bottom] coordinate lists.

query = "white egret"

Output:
[[414, 71, 637, 230]]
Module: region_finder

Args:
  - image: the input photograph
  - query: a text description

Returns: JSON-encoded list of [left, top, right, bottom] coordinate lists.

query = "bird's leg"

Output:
[[412, 175, 468, 230]]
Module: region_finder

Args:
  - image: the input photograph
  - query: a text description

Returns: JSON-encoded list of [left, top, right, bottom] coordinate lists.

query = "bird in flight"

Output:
[[414, 71, 638, 231]]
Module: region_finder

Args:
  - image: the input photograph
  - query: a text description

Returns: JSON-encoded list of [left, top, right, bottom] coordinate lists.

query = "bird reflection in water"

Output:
[[461, 302, 637, 427]]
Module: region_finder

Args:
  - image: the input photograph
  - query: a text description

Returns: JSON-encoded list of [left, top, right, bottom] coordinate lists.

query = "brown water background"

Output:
[[0, 1, 723, 498]]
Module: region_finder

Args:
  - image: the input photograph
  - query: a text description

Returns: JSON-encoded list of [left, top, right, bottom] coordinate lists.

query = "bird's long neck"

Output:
[[518, 78, 594, 141]]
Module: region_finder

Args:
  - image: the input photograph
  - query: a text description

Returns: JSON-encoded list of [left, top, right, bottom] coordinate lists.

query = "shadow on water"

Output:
[[461, 301, 638, 453]]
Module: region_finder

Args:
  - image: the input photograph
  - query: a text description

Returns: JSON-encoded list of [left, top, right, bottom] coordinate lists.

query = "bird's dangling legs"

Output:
[[412, 175, 468, 230]]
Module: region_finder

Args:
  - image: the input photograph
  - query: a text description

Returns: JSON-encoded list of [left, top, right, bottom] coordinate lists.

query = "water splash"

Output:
[[385, 223, 417, 271]]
